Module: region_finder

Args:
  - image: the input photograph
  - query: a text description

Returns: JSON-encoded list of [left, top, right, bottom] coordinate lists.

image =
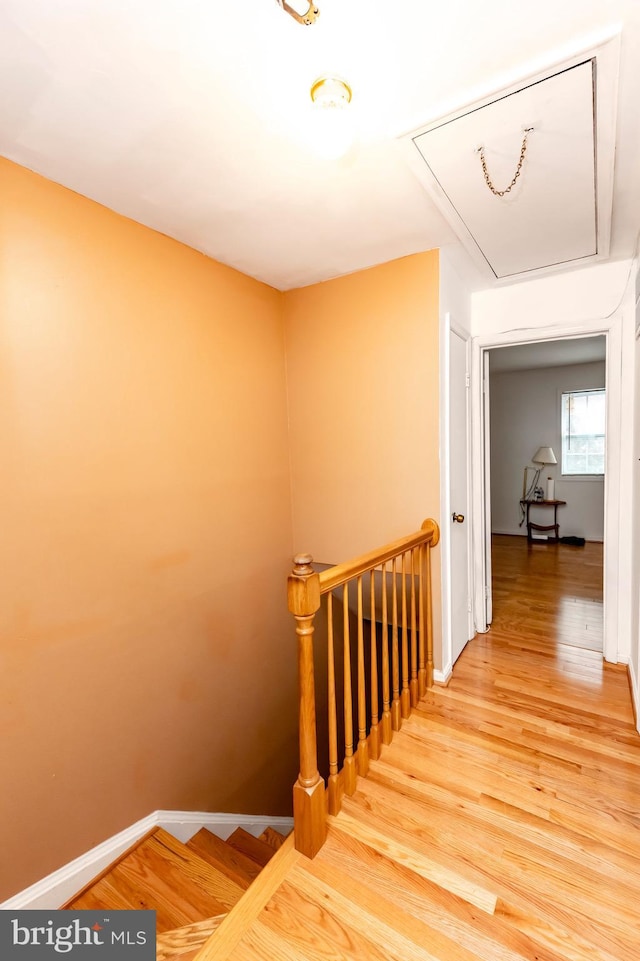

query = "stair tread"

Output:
[[192, 835, 298, 961], [225, 827, 276, 868], [186, 829, 261, 888], [67, 827, 243, 933], [66, 875, 139, 913], [156, 915, 226, 961], [258, 827, 288, 851], [69, 871, 207, 933], [61, 827, 161, 908]]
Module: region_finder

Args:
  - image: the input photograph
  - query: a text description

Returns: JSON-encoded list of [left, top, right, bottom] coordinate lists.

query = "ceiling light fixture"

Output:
[[309, 75, 354, 159], [310, 76, 352, 110], [276, 0, 320, 25]]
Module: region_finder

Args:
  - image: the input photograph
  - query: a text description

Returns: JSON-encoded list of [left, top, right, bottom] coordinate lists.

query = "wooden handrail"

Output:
[[288, 518, 440, 858], [317, 518, 439, 593]]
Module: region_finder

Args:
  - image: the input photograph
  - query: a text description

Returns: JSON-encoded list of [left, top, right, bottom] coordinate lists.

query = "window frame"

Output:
[[560, 387, 606, 478]]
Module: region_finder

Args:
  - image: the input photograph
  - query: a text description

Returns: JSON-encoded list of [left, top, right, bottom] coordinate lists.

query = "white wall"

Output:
[[490, 361, 605, 540], [631, 272, 640, 726], [440, 247, 474, 335], [472, 261, 632, 338], [471, 259, 636, 664]]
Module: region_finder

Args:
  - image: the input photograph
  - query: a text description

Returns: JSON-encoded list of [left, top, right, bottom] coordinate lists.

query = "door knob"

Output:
[[452, 513, 465, 523]]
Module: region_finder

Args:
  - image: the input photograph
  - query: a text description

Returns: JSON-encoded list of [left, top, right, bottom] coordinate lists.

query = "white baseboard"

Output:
[[492, 529, 604, 543], [433, 664, 452, 685], [0, 810, 294, 912], [629, 660, 640, 734]]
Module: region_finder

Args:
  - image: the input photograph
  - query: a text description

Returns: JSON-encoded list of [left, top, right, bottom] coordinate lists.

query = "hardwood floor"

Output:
[[207, 534, 639, 961], [491, 534, 604, 652]]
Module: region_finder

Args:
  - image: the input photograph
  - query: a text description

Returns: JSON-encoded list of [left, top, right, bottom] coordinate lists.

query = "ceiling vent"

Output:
[[405, 37, 619, 281]]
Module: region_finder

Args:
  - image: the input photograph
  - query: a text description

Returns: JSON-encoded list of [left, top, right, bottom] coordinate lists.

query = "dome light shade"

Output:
[[310, 76, 352, 109], [309, 76, 354, 159]]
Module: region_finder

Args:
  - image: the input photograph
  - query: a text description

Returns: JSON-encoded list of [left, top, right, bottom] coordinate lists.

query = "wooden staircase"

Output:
[[63, 825, 289, 961], [58, 521, 439, 960]]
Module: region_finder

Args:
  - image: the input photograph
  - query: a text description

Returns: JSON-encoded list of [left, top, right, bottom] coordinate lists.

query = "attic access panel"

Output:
[[412, 60, 598, 278]]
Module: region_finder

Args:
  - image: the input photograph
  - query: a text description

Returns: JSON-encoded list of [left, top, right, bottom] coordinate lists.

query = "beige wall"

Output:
[[0, 161, 444, 901], [283, 252, 442, 659], [0, 159, 297, 900]]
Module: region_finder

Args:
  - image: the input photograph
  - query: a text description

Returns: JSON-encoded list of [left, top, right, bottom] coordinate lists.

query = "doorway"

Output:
[[486, 336, 606, 653], [471, 322, 623, 665]]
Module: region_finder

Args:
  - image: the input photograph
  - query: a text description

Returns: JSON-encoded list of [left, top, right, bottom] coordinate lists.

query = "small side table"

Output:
[[520, 499, 567, 543]]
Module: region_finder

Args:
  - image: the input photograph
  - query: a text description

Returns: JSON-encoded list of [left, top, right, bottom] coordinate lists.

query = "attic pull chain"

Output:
[[478, 128, 533, 197]]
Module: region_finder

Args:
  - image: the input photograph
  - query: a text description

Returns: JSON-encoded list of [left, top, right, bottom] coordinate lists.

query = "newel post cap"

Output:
[[292, 553, 314, 575], [421, 518, 440, 547]]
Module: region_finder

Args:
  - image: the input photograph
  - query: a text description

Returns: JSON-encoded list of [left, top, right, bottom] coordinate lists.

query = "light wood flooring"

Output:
[[491, 534, 604, 652], [205, 535, 640, 961]]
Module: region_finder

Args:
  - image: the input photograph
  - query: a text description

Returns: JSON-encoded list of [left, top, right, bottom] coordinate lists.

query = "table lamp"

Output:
[[532, 446, 557, 500]]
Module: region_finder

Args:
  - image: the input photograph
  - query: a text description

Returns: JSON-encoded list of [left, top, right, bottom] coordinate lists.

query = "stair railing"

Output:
[[288, 518, 440, 858]]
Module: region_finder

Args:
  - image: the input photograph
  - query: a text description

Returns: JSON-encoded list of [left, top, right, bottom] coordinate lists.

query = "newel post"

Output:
[[288, 553, 327, 858], [421, 518, 440, 690]]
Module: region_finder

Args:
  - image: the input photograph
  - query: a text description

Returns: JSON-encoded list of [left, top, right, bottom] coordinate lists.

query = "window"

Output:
[[561, 389, 605, 476]]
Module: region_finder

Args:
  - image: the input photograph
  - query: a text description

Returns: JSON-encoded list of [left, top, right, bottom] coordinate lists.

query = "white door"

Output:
[[482, 350, 493, 626], [449, 326, 473, 664]]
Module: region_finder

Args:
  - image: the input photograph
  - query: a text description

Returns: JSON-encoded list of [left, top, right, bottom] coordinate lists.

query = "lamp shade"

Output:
[[532, 446, 557, 465]]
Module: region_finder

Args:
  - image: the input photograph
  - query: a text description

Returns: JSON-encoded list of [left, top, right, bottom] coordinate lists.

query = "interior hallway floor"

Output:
[[491, 533, 604, 652]]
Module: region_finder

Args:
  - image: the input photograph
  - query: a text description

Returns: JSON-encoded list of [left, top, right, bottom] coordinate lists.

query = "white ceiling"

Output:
[[489, 336, 606, 374], [1, 1, 639, 291]]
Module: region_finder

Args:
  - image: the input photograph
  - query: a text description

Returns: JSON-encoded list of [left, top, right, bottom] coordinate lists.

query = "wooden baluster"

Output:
[[380, 563, 392, 744], [356, 576, 369, 777], [343, 583, 357, 795], [425, 543, 434, 689], [391, 557, 401, 731], [369, 570, 381, 760], [288, 554, 326, 858], [326, 593, 341, 816], [418, 543, 427, 698], [401, 551, 410, 719], [410, 547, 419, 707]]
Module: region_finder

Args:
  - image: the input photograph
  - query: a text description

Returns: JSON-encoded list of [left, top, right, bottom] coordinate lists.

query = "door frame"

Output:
[[471, 317, 623, 664], [439, 313, 473, 682]]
